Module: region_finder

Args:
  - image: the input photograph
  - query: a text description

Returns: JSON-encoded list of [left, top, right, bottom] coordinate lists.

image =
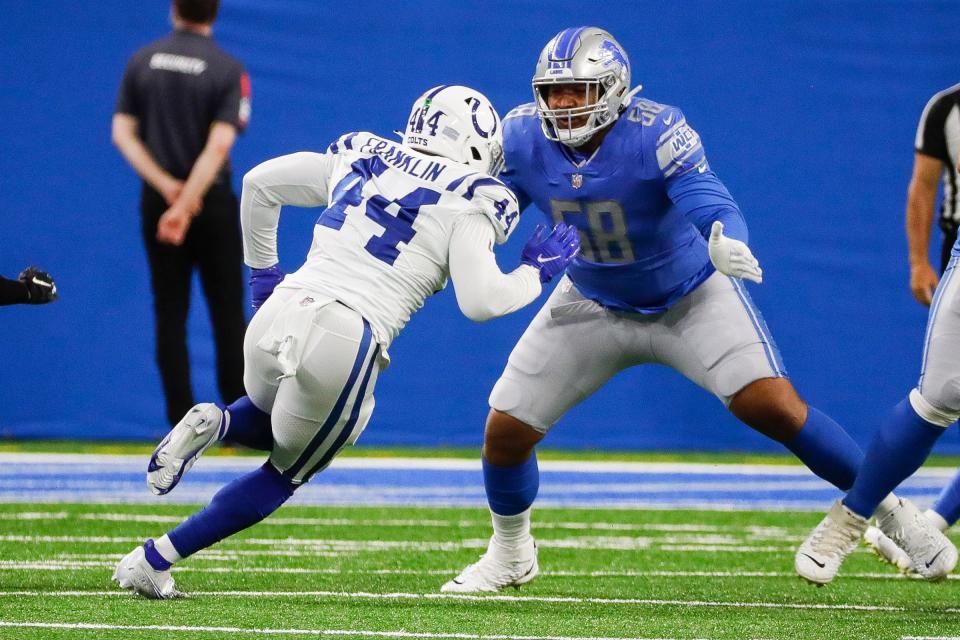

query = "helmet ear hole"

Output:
[[471, 147, 482, 161]]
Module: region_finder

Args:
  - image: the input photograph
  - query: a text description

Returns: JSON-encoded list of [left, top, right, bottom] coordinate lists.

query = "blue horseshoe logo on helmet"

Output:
[[468, 97, 497, 139]]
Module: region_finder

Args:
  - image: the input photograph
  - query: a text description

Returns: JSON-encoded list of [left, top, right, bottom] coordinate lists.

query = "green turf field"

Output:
[[4, 440, 960, 468], [1, 502, 958, 640]]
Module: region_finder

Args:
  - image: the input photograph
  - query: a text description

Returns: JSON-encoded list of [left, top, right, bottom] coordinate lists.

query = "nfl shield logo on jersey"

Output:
[[571, 173, 583, 189]]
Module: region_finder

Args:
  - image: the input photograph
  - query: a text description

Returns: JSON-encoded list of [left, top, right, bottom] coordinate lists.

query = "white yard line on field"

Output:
[[0, 622, 680, 640], [0, 510, 806, 537], [0, 533, 806, 553], [0, 590, 908, 612], [0, 511, 68, 520], [0, 479, 851, 495], [0, 560, 938, 581], [0, 495, 867, 512]]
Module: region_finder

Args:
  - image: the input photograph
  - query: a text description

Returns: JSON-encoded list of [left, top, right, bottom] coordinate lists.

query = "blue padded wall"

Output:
[[1, 1, 959, 452]]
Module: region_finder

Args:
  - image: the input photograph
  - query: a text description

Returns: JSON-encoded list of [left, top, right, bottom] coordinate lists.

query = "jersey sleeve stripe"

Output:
[[661, 145, 705, 178], [462, 176, 505, 200], [328, 132, 359, 155], [446, 173, 476, 192]]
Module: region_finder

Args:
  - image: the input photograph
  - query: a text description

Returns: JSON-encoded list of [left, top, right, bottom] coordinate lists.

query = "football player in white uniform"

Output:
[[112, 85, 580, 598]]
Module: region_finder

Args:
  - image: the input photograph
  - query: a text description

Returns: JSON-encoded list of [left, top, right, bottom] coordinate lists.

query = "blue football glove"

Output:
[[520, 223, 581, 283], [249, 265, 285, 312]]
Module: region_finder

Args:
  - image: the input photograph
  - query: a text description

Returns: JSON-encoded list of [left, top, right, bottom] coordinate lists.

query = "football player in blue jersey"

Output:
[[442, 26, 916, 593], [795, 164, 960, 583], [795, 242, 960, 583]]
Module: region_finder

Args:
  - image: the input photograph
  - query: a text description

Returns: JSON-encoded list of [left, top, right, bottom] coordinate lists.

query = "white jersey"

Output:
[[241, 131, 530, 347]]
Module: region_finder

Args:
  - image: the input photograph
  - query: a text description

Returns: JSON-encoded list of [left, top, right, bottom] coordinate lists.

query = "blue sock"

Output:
[[783, 406, 863, 491], [932, 469, 960, 526], [483, 452, 539, 516], [143, 538, 171, 571], [166, 462, 295, 558], [220, 397, 273, 451], [844, 397, 946, 518]]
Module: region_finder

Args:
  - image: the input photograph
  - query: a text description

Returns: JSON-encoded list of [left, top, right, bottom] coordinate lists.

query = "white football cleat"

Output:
[[441, 536, 539, 593], [876, 497, 957, 581], [795, 499, 868, 585], [112, 544, 180, 599], [863, 525, 914, 574], [147, 403, 224, 495]]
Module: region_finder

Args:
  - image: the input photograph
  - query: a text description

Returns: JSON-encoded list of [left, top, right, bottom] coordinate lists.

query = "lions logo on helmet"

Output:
[[532, 27, 640, 147], [403, 85, 505, 177]]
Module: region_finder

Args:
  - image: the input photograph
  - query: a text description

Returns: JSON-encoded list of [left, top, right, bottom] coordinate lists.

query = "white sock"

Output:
[[874, 493, 900, 519], [925, 508, 950, 532], [491, 507, 533, 549], [154, 534, 183, 564]]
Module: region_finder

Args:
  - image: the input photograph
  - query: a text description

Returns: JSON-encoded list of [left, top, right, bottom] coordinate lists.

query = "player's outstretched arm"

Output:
[[519, 223, 581, 283], [449, 218, 579, 322], [0, 268, 57, 306], [708, 221, 763, 284], [240, 151, 335, 312], [0, 275, 28, 306], [240, 152, 335, 270]]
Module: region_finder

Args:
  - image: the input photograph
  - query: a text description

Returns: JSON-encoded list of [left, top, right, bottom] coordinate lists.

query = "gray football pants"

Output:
[[489, 271, 786, 433], [915, 256, 960, 425]]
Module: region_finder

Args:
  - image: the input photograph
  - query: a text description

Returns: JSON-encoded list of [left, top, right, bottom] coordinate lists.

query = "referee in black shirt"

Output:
[[112, 0, 249, 426], [907, 83, 960, 305]]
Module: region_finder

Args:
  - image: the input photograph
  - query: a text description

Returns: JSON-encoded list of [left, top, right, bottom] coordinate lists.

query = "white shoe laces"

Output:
[[809, 514, 862, 558]]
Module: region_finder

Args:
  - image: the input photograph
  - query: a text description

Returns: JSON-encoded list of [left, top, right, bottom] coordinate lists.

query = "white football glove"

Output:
[[708, 221, 763, 284]]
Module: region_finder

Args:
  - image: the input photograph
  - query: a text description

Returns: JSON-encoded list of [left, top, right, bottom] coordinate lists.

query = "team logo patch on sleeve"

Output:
[[656, 120, 704, 177]]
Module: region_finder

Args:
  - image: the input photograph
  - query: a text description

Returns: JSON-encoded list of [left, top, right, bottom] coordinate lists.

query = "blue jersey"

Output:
[[501, 97, 746, 314]]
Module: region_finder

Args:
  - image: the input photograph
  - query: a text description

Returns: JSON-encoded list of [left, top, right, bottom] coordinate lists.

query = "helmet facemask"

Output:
[[533, 76, 620, 147], [531, 27, 636, 148]]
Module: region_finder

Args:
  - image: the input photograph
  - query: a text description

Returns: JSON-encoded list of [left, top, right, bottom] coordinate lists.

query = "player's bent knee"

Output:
[[483, 410, 543, 466], [729, 377, 807, 441], [910, 388, 960, 428]]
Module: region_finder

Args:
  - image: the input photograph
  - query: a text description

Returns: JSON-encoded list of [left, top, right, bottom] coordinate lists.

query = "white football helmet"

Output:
[[403, 85, 505, 176], [532, 27, 640, 147]]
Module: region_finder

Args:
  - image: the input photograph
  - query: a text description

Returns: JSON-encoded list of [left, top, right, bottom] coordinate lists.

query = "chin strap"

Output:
[[622, 85, 643, 103]]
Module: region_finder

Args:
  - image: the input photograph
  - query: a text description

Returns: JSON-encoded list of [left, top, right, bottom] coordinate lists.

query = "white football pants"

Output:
[[243, 288, 381, 484]]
